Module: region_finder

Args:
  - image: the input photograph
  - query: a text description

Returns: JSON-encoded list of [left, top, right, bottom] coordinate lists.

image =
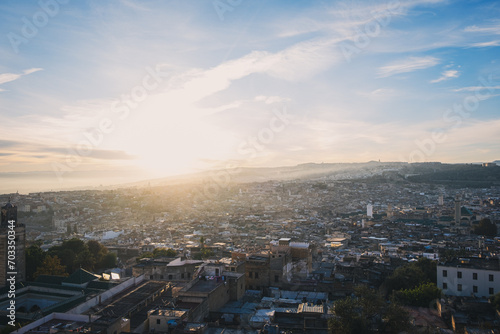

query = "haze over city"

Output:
[[1, 0, 499, 193]]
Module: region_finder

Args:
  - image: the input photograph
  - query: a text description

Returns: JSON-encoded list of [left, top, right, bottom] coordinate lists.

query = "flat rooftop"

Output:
[[24, 319, 88, 334], [91, 281, 168, 318], [186, 280, 221, 293], [441, 257, 500, 271], [149, 309, 187, 318]]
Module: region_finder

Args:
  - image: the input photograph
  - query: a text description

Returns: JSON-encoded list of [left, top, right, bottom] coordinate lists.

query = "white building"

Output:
[[437, 258, 500, 298], [367, 203, 373, 218]]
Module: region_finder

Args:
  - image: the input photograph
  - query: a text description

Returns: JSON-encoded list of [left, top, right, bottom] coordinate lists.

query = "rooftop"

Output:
[[440, 257, 500, 271], [185, 279, 221, 293]]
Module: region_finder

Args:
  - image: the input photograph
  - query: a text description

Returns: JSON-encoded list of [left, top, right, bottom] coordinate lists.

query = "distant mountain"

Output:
[[115, 161, 410, 189], [48, 160, 499, 192]]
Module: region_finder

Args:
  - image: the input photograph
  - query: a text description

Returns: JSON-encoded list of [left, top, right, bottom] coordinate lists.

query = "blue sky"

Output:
[[0, 0, 499, 193]]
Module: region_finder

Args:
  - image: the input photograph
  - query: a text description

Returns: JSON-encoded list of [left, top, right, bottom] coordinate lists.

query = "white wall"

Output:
[[438, 265, 500, 298]]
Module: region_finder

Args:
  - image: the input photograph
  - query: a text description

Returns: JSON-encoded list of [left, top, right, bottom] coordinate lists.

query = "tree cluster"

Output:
[[25, 238, 117, 280], [381, 258, 441, 308], [329, 286, 410, 334], [138, 247, 177, 260]]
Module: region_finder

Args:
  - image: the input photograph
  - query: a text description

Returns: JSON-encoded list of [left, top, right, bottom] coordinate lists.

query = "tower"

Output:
[[454, 195, 461, 224], [367, 203, 373, 218], [438, 195, 444, 206], [0, 201, 26, 286]]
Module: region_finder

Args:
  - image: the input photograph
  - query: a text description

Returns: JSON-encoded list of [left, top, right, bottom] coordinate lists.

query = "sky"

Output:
[[0, 0, 499, 193]]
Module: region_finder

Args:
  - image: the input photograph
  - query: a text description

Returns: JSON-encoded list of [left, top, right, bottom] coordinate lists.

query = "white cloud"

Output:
[[377, 56, 440, 77], [453, 86, 500, 92], [469, 40, 500, 48], [464, 25, 500, 34], [254, 95, 291, 104], [0, 68, 43, 86], [23, 68, 43, 75], [431, 70, 460, 83], [358, 88, 397, 100]]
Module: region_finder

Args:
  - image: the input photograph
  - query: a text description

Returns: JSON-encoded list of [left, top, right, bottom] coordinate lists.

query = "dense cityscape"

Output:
[[2, 1, 500, 333], [1, 162, 500, 333]]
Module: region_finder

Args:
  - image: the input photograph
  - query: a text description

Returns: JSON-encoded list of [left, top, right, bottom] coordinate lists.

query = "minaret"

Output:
[[454, 195, 461, 224]]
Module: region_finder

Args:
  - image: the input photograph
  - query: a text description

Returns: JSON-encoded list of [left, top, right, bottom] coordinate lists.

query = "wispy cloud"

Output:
[[431, 69, 460, 83], [377, 56, 440, 77], [453, 86, 500, 92], [357, 88, 397, 100], [464, 24, 500, 34], [469, 40, 500, 48], [0, 68, 43, 87], [254, 95, 291, 104]]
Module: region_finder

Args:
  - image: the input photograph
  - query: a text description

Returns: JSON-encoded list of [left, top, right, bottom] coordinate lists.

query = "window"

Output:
[[187, 272, 191, 278], [457, 271, 462, 279], [275, 275, 279, 283], [490, 288, 495, 295], [231, 267, 235, 272], [168, 274, 173, 280], [442, 282, 447, 289], [473, 273, 478, 280], [255, 272, 259, 279], [160, 275, 164, 279], [473, 286, 478, 293], [457, 284, 462, 291], [442, 270, 447, 277], [216, 269, 220, 276], [490, 274, 494, 282], [156, 319, 161, 325], [249, 272, 253, 278], [150, 275, 154, 279], [181, 273, 184, 279]]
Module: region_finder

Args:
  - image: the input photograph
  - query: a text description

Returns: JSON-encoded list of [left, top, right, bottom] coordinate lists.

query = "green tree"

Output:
[[75, 249, 96, 271], [48, 247, 76, 273], [153, 247, 176, 258], [87, 240, 107, 264], [100, 252, 117, 268], [137, 251, 154, 261], [381, 258, 437, 295], [382, 300, 411, 333], [394, 282, 442, 307], [330, 296, 367, 334], [25, 245, 46, 281], [489, 292, 500, 311], [33, 255, 68, 279], [62, 238, 87, 254], [329, 286, 410, 334]]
